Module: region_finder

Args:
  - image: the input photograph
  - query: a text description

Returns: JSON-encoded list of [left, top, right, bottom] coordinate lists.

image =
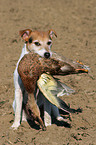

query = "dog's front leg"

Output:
[[11, 88, 23, 130], [11, 89, 23, 129], [43, 97, 52, 127], [11, 71, 23, 129]]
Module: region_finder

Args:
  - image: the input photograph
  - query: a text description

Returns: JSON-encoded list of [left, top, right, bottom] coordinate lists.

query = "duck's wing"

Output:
[[37, 73, 82, 114], [51, 77, 75, 97]]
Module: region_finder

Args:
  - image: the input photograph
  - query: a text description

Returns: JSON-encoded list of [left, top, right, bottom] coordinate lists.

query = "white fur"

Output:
[[11, 44, 66, 130], [27, 40, 52, 58], [11, 44, 28, 129]]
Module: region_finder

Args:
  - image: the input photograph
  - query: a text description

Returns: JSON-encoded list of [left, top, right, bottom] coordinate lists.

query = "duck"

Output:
[[18, 52, 89, 130]]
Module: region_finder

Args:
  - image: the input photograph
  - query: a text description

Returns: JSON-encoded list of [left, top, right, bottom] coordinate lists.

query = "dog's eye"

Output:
[[47, 41, 52, 45], [29, 37, 32, 43], [34, 42, 41, 46]]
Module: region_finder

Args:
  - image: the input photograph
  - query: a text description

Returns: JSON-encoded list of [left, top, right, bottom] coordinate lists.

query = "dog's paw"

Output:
[[56, 116, 71, 128], [57, 116, 70, 123], [10, 122, 20, 130], [45, 122, 52, 127], [22, 110, 27, 122]]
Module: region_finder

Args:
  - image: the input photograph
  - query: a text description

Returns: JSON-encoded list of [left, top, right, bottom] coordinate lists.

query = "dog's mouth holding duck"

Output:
[[18, 51, 89, 130]]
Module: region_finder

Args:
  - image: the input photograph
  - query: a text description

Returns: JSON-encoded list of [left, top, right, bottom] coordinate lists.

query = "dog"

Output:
[[11, 29, 66, 129]]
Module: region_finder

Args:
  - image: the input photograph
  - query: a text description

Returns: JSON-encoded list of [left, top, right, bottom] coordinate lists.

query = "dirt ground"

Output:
[[0, 0, 96, 144]]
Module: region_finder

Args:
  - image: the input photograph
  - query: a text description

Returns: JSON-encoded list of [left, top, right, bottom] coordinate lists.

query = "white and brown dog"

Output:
[[11, 29, 66, 129]]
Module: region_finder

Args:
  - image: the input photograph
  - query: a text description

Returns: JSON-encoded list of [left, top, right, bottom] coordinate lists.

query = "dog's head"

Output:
[[19, 29, 57, 58]]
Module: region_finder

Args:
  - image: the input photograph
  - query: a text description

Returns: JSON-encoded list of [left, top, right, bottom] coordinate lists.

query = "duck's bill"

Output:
[[37, 73, 82, 114]]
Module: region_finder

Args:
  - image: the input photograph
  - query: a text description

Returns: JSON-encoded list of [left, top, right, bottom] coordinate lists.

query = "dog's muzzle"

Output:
[[44, 52, 50, 58]]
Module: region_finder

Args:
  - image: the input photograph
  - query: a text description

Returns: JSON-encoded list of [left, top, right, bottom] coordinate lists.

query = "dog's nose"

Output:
[[44, 52, 50, 58]]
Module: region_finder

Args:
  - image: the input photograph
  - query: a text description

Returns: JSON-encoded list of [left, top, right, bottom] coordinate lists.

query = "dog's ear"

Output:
[[19, 29, 32, 42], [48, 29, 57, 39]]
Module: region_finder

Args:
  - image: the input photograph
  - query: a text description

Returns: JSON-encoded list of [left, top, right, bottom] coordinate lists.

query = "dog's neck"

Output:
[[22, 44, 35, 55], [26, 44, 35, 53]]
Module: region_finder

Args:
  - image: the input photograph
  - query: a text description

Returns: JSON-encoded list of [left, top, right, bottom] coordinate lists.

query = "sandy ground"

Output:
[[0, 0, 96, 144]]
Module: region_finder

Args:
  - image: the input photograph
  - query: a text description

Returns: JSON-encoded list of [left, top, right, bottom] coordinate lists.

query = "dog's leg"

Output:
[[11, 70, 23, 129], [34, 87, 52, 127], [22, 109, 27, 122], [37, 91, 65, 126], [51, 105, 69, 123], [37, 92, 52, 127], [43, 97, 52, 127], [11, 88, 23, 129], [22, 90, 27, 122]]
